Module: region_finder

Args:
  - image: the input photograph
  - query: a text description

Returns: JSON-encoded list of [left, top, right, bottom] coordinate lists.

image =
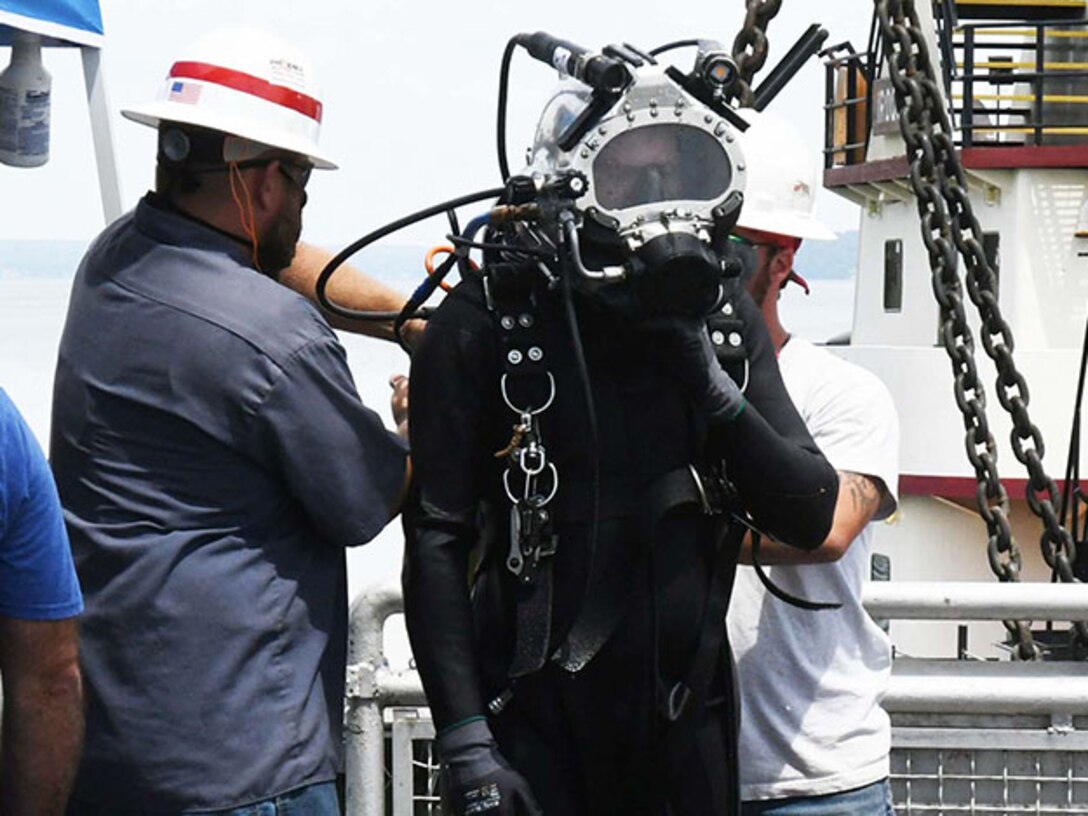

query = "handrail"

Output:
[[344, 579, 424, 816], [344, 579, 1088, 813], [824, 12, 1088, 157], [821, 43, 875, 169], [885, 657, 1088, 714], [941, 16, 1088, 147], [863, 580, 1088, 619]]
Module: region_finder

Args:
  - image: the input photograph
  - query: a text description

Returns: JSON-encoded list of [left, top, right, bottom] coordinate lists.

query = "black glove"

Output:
[[640, 315, 746, 424], [437, 719, 543, 816]]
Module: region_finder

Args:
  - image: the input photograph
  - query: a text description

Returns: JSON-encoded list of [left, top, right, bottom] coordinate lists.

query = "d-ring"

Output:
[[500, 372, 556, 416]]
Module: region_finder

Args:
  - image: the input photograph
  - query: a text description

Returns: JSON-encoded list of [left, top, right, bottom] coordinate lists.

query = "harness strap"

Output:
[[654, 519, 744, 814], [486, 264, 563, 679], [553, 465, 731, 673]]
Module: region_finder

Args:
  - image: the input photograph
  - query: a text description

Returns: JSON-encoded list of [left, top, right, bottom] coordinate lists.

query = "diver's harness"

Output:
[[483, 236, 839, 706], [483, 240, 747, 701]]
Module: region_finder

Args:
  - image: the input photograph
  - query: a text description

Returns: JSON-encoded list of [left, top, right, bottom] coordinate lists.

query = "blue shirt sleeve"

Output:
[[0, 389, 83, 620]]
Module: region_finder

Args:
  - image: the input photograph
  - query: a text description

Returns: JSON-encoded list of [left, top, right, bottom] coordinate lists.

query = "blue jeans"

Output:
[[69, 781, 341, 816], [741, 778, 895, 815]]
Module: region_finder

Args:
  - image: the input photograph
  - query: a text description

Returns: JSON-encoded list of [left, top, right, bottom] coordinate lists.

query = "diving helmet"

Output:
[[526, 62, 747, 317]]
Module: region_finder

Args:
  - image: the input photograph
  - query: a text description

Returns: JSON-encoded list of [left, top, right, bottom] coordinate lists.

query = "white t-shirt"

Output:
[[728, 337, 900, 802]]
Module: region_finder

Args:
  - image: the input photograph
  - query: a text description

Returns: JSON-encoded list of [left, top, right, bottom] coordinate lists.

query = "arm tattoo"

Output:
[[843, 471, 882, 519]]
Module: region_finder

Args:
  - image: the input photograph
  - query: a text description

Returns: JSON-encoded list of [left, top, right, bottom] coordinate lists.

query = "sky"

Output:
[[0, 0, 874, 247]]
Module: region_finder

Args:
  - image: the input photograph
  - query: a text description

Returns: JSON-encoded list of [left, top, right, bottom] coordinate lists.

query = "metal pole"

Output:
[[863, 580, 1088, 620], [885, 657, 1088, 714], [80, 46, 123, 224], [963, 27, 974, 147], [345, 579, 406, 816]]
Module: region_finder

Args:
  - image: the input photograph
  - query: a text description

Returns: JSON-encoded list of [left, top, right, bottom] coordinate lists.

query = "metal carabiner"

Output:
[[533, 462, 560, 507], [503, 468, 522, 505], [518, 442, 547, 477]]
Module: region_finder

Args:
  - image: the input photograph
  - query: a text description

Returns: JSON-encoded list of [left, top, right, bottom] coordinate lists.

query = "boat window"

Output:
[[982, 232, 1000, 300], [883, 239, 902, 313]]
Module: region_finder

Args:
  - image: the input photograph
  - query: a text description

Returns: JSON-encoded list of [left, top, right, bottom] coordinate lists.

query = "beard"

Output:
[[257, 196, 303, 278]]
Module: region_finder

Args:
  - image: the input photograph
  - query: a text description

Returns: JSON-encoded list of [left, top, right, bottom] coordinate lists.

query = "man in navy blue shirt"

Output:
[[52, 29, 409, 815], [0, 388, 83, 815]]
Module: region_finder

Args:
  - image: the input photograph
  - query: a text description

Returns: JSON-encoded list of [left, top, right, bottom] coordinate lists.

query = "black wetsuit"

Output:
[[403, 273, 837, 815]]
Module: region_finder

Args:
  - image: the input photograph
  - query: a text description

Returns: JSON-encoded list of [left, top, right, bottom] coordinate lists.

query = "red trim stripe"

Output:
[[169, 61, 322, 123], [901, 475, 1083, 500]]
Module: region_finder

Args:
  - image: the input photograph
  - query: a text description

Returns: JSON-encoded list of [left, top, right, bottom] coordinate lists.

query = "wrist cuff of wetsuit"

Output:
[[437, 717, 492, 754], [708, 396, 746, 423]]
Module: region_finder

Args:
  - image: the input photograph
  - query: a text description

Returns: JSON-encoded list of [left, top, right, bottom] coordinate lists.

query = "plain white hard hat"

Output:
[[734, 108, 835, 241], [122, 27, 336, 169]]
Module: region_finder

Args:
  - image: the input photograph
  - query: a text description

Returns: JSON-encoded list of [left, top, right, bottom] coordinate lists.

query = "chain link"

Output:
[[876, 0, 1087, 657], [729, 0, 783, 107]]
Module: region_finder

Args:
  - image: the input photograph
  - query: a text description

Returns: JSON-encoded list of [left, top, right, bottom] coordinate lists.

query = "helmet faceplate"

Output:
[[528, 69, 745, 243]]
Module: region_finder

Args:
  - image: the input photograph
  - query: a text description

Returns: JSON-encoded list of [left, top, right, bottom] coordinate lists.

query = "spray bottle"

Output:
[[0, 31, 52, 167]]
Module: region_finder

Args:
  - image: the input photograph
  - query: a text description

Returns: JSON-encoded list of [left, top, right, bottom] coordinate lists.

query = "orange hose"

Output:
[[424, 245, 478, 292]]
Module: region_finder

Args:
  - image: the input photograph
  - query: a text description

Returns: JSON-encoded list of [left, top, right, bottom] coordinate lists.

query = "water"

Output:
[[0, 242, 856, 667]]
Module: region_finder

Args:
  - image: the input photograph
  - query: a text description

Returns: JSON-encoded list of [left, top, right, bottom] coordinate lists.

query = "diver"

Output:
[[388, 33, 840, 815]]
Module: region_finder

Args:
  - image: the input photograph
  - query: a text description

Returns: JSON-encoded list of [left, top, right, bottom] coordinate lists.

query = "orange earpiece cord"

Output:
[[228, 162, 262, 272]]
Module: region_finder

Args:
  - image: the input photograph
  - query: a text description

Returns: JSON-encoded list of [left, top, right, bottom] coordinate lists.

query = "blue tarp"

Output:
[[0, 0, 104, 48]]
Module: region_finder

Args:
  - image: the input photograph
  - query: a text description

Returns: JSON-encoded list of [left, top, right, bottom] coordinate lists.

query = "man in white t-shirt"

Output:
[[726, 110, 900, 815]]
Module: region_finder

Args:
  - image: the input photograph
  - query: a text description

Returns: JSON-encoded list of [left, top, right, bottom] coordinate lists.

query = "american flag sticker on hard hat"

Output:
[[168, 81, 201, 105]]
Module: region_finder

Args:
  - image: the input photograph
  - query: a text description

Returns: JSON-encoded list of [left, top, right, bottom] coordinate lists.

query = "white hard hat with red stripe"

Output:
[[734, 108, 834, 241], [122, 27, 336, 170]]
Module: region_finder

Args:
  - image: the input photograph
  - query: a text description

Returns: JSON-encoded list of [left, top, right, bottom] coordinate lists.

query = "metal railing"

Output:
[[822, 43, 875, 169], [821, 7, 1088, 168], [821, 7, 882, 169], [344, 580, 427, 816], [345, 580, 1088, 815], [951, 16, 1088, 147]]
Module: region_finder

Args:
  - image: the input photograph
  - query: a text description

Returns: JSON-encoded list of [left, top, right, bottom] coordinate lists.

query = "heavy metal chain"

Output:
[[877, 0, 1086, 656], [730, 0, 783, 107]]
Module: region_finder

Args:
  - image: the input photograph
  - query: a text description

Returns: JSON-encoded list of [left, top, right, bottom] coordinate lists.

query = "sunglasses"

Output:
[[276, 161, 312, 192], [729, 233, 801, 253], [222, 158, 312, 192]]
